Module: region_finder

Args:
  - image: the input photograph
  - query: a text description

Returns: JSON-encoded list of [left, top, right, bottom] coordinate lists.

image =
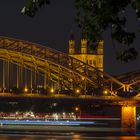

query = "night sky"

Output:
[[0, 0, 140, 75]]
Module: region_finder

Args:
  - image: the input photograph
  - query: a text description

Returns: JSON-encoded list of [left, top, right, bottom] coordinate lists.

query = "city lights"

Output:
[[82, 77, 85, 80], [103, 90, 108, 95], [75, 88, 80, 94], [9, 89, 12, 92], [24, 87, 28, 93], [50, 88, 54, 93], [75, 107, 79, 111]]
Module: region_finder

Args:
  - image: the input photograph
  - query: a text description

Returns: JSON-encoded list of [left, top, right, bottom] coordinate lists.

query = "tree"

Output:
[[21, 0, 140, 62], [21, 0, 50, 17]]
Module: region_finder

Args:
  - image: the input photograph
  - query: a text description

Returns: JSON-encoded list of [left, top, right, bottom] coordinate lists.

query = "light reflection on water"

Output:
[[0, 134, 139, 140], [72, 134, 81, 140]]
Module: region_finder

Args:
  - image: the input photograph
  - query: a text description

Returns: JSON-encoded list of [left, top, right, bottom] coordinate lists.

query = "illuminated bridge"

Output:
[[0, 36, 140, 132], [0, 36, 139, 97]]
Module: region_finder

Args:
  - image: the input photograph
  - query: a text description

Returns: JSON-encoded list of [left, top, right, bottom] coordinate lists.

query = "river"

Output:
[[0, 133, 140, 140]]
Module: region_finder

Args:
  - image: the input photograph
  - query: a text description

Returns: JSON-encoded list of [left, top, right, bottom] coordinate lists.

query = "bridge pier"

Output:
[[121, 105, 136, 135]]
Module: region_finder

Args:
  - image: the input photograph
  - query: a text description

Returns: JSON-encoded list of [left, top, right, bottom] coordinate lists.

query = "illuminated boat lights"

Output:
[[0, 120, 96, 126]]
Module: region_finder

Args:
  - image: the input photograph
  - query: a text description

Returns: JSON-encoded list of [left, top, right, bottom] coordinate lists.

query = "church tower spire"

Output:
[[80, 34, 88, 54], [97, 40, 104, 55]]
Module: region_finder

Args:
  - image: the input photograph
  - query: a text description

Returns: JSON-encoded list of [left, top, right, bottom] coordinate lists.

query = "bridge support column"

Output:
[[121, 105, 136, 135]]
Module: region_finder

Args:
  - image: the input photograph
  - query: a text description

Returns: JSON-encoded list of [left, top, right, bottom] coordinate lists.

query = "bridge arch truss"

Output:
[[0, 36, 138, 97]]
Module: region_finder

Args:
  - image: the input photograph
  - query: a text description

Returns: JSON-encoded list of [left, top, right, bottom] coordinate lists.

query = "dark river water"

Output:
[[0, 133, 140, 140], [0, 119, 139, 139]]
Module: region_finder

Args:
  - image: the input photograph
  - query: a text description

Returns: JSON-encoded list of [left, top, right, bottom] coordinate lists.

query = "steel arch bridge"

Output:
[[0, 36, 139, 98], [116, 70, 140, 97]]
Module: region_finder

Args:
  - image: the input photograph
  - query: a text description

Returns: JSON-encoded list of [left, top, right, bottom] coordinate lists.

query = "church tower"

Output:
[[68, 33, 75, 55], [81, 38, 88, 54], [96, 40, 104, 71], [97, 40, 104, 55]]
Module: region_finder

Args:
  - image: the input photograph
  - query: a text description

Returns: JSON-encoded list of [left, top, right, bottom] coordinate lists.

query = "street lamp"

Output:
[[75, 107, 79, 111], [103, 90, 108, 95], [50, 87, 54, 93], [24, 87, 28, 93], [75, 107, 81, 118], [75, 88, 80, 94]]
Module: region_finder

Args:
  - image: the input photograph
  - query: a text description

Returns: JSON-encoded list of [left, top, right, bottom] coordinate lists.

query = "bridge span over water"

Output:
[[0, 36, 140, 133]]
